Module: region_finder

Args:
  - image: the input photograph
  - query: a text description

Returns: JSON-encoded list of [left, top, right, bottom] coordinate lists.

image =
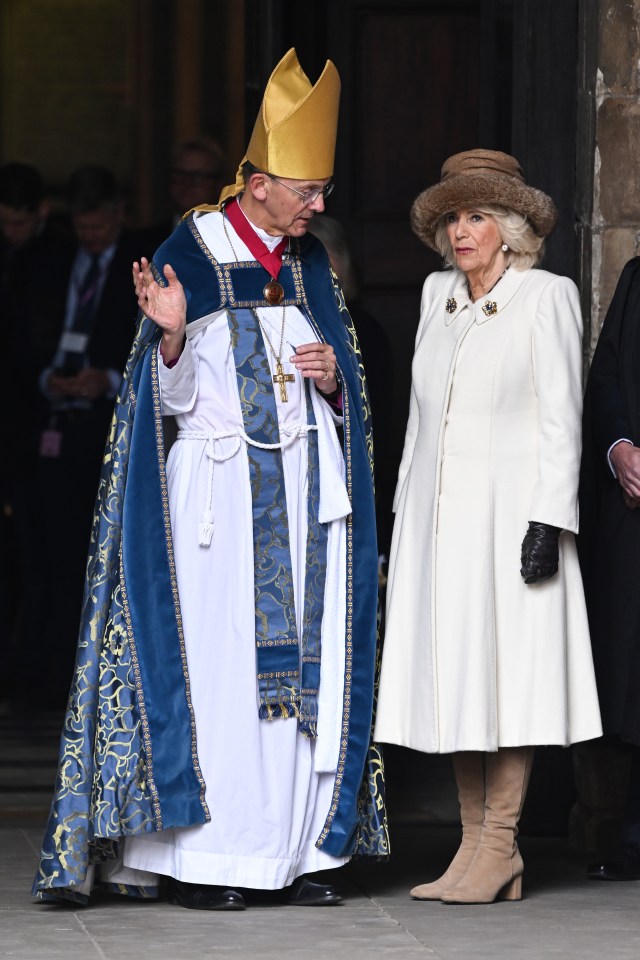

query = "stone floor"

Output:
[[2, 710, 640, 960]]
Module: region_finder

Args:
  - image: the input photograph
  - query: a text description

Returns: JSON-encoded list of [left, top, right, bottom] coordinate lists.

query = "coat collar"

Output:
[[443, 267, 530, 326]]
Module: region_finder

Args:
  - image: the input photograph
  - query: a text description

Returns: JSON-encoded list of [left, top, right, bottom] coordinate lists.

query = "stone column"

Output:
[[585, 0, 640, 356]]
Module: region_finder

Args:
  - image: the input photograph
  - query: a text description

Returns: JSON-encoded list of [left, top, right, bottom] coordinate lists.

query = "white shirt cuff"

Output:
[[607, 438, 633, 477]]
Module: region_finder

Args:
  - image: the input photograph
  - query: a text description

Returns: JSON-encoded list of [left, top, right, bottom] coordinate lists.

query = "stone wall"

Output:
[[587, 0, 640, 356]]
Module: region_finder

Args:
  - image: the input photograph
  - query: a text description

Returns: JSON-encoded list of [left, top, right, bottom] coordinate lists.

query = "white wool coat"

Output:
[[374, 267, 602, 754]]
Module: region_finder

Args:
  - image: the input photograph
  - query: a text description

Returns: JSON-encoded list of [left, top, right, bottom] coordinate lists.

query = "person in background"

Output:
[[0, 162, 71, 710], [35, 165, 138, 704], [0, 162, 68, 439], [137, 135, 226, 256], [374, 149, 602, 904], [0, 161, 51, 256], [169, 136, 226, 216], [580, 257, 640, 882]]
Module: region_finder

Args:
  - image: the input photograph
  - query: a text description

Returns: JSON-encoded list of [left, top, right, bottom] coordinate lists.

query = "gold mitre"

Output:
[[245, 47, 340, 179], [192, 49, 340, 213]]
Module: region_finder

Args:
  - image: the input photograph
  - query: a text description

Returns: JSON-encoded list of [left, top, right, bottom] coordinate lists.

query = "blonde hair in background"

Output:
[[306, 215, 358, 300], [433, 204, 545, 271]]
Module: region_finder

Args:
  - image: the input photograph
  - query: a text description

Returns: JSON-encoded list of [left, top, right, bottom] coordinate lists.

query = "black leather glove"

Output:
[[520, 521, 560, 584]]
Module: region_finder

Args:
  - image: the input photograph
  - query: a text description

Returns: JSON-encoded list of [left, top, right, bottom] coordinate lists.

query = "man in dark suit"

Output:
[[580, 257, 640, 880], [1, 162, 72, 710], [35, 166, 139, 706]]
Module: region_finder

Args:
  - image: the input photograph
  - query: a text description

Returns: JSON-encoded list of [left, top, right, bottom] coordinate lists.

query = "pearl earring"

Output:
[[501, 243, 509, 252]]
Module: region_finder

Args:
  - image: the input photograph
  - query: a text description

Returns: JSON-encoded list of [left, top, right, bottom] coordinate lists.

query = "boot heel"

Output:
[[499, 874, 522, 901]]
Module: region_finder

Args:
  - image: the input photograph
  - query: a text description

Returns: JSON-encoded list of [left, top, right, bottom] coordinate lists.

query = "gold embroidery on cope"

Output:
[[296, 269, 354, 845], [187, 214, 227, 306], [119, 557, 163, 828], [151, 347, 210, 820]]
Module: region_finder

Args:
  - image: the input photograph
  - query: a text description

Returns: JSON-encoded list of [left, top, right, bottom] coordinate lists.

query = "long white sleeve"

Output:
[[157, 339, 199, 415], [529, 275, 583, 533]]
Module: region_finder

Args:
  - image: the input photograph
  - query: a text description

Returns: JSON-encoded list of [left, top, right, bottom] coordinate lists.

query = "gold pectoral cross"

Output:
[[273, 359, 295, 403]]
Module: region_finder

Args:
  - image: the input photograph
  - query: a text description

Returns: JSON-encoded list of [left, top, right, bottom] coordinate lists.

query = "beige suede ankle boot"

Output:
[[441, 746, 534, 904], [411, 752, 485, 900]]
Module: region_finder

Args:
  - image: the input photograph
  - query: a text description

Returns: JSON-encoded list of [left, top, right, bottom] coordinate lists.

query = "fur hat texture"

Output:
[[411, 149, 557, 251]]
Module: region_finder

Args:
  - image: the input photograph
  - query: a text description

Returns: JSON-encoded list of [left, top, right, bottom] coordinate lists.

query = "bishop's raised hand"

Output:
[[133, 257, 187, 339]]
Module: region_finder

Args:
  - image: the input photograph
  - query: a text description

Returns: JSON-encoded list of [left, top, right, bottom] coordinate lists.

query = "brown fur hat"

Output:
[[411, 149, 557, 251]]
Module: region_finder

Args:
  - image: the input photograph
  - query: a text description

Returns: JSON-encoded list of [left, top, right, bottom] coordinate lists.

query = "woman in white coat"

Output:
[[374, 150, 602, 904]]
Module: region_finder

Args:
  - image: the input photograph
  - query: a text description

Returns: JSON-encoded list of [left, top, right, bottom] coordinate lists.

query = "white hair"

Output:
[[433, 204, 545, 270]]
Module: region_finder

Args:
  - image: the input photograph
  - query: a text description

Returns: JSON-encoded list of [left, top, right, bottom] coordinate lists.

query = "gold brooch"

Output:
[[446, 298, 457, 314], [482, 300, 498, 317]]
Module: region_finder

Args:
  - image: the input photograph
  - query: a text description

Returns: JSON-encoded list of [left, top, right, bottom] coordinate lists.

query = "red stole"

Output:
[[224, 197, 288, 279]]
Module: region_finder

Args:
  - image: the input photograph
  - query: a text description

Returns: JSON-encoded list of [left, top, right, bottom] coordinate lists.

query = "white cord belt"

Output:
[[176, 424, 318, 547]]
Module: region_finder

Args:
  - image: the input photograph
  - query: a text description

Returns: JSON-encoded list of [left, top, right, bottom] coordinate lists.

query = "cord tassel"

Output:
[[198, 515, 214, 547]]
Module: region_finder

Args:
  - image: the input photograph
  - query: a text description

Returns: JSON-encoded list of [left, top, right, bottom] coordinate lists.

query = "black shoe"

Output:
[[587, 843, 640, 881], [167, 878, 246, 910], [288, 876, 342, 906]]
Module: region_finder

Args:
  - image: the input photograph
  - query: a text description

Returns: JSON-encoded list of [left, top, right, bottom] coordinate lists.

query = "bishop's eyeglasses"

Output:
[[268, 175, 334, 206]]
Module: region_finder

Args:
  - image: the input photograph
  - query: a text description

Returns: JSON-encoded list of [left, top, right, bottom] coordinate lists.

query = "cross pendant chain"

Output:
[[272, 359, 295, 403], [258, 303, 294, 402]]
